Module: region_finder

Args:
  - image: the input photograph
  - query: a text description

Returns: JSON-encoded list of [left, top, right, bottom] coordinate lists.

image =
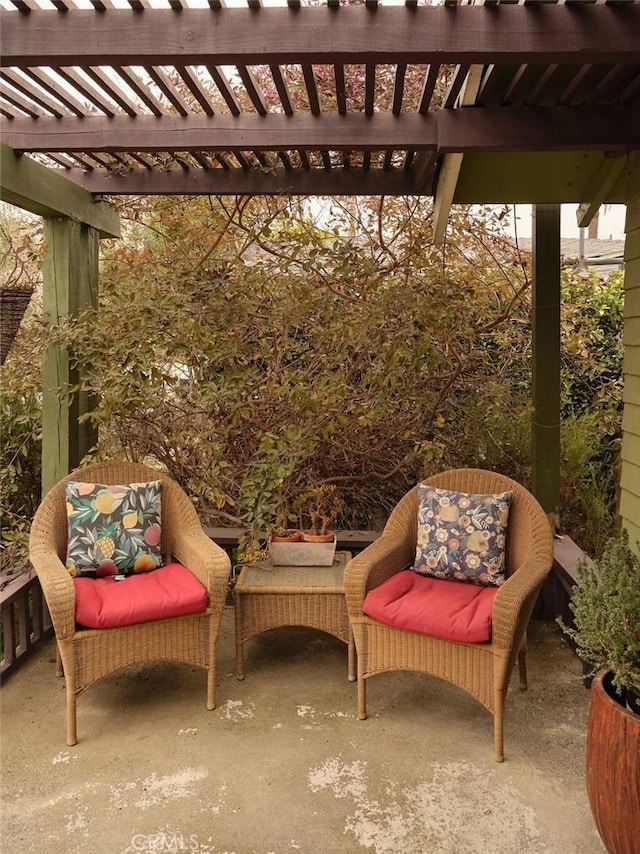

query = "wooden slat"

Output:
[[175, 65, 216, 116], [233, 150, 251, 170], [298, 149, 310, 170], [334, 64, 347, 115], [269, 65, 294, 116], [619, 73, 640, 102], [82, 66, 139, 116], [0, 70, 65, 118], [418, 64, 440, 113], [207, 65, 241, 115], [392, 63, 406, 115], [0, 106, 17, 120], [278, 150, 293, 170], [526, 64, 578, 106], [190, 150, 212, 169], [302, 64, 321, 115], [146, 66, 189, 116], [9, 0, 40, 10], [559, 64, 602, 105], [127, 151, 154, 169], [215, 152, 232, 169], [21, 68, 88, 117], [503, 63, 546, 106], [67, 152, 95, 170], [363, 150, 371, 170], [0, 85, 43, 118], [236, 65, 268, 115], [252, 149, 268, 167], [412, 149, 436, 191], [54, 66, 117, 117], [586, 63, 637, 104], [364, 63, 375, 116], [43, 152, 77, 169], [113, 66, 165, 116], [443, 63, 471, 108], [476, 63, 521, 107]]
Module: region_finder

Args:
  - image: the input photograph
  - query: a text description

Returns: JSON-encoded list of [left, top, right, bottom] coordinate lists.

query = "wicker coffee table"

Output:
[[234, 551, 355, 681]]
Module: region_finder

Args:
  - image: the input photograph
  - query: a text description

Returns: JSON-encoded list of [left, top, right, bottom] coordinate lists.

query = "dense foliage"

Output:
[[563, 529, 640, 693], [0, 212, 44, 569], [0, 195, 623, 564]]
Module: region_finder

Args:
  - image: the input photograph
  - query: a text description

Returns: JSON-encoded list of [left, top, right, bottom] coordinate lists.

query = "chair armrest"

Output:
[[29, 547, 76, 640], [172, 527, 231, 611], [491, 557, 552, 650], [344, 533, 415, 619]]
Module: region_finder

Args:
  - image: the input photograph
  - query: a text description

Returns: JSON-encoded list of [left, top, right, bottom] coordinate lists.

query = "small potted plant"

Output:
[[295, 484, 344, 543], [268, 485, 344, 566], [270, 507, 302, 543], [561, 530, 640, 854]]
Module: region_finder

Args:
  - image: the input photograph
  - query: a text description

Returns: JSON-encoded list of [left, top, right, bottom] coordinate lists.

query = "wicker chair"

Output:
[[344, 468, 554, 762], [29, 461, 231, 746]]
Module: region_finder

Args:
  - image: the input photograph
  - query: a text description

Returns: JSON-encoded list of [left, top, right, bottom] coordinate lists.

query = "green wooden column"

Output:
[[532, 204, 561, 530], [42, 218, 99, 495]]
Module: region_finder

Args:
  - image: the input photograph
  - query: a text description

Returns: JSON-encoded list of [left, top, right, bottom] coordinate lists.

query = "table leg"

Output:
[[234, 595, 245, 681]]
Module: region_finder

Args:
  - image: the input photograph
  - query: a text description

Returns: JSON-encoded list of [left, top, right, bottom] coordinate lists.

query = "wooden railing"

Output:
[[0, 567, 53, 681]]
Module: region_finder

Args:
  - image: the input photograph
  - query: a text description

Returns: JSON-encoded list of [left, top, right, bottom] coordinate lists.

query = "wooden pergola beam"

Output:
[[4, 105, 637, 155], [0, 144, 120, 238], [66, 165, 421, 196], [3, 5, 639, 67]]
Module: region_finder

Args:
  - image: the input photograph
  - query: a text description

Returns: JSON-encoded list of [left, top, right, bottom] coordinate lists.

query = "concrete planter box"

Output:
[[268, 537, 337, 566]]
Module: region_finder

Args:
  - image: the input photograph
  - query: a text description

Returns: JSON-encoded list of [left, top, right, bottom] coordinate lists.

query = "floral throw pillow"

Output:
[[65, 481, 162, 577], [412, 484, 512, 587]]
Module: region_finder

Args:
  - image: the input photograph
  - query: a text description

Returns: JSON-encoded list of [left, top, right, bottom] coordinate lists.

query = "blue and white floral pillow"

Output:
[[413, 484, 512, 587]]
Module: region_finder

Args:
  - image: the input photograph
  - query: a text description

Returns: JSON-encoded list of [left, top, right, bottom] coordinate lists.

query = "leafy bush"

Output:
[[0, 197, 624, 564], [562, 529, 640, 694], [0, 211, 44, 571]]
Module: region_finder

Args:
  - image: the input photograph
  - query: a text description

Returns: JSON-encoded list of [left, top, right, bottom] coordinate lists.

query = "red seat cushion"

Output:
[[363, 569, 498, 643], [74, 562, 208, 629]]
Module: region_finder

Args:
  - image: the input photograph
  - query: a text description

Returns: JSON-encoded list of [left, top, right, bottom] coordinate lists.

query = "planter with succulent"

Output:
[[561, 530, 640, 854], [294, 484, 344, 544], [267, 485, 344, 566]]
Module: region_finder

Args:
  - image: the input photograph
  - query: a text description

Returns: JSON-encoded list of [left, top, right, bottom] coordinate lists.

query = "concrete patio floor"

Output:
[[2, 611, 605, 854]]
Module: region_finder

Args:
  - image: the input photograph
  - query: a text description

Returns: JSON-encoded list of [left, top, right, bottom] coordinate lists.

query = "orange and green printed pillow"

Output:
[[65, 481, 162, 577]]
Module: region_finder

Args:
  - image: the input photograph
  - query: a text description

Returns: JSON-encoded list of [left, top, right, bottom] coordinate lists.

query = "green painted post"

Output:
[[41, 219, 98, 495], [532, 204, 561, 531]]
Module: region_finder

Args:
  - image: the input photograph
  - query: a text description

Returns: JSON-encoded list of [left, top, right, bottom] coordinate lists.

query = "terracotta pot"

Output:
[[271, 530, 302, 543], [301, 530, 335, 543], [586, 670, 640, 854]]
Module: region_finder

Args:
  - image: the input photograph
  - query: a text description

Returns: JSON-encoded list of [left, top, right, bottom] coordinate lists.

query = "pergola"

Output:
[[1, 0, 639, 535]]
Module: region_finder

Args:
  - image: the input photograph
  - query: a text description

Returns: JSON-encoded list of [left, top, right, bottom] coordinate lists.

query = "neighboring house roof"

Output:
[[518, 238, 625, 277]]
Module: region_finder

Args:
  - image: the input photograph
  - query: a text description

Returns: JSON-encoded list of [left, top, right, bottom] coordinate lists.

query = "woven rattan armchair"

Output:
[[29, 461, 231, 745], [344, 468, 554, 762]]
